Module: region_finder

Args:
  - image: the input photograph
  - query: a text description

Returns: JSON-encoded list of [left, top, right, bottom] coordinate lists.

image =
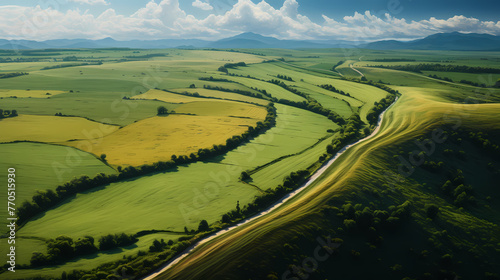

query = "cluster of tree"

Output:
[[0, 109, 18, 118], [495, 79, 500, 88], [0, 72, 28, 79], [62, 56, 79, 61], [157, 106, 169, 115], [224, 62, 247, 69], [441, 169, 475, 206], [47, 237, 195, 280], [41, 62, 102, 70], [331, 60, 345, 70], [422, 160, 444, 172], [276, 74, 294, 81], [366, 94, 397, 125], [339, 201, 412, 235], [98, 233, 138, 250], [217, 62, 247, 73], [369, 63, 500, 74], [17, 104, 277, 225], [149, 239, 174, 252], [467, 131, 500, 157], [326, 114, 364, 155], [198, 76, 232, 82], [319, 84, 352, 97], [31, 233, 137, 267], [428, 74, 453, 82], [218, 66, 228, 73], [203, 84, 267, 99], [54, 112, 65, 116]]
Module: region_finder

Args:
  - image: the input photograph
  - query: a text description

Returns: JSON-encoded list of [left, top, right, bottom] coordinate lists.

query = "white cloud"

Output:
[[0, 0, 499, 41], [192, 0, 213, 11], [71, 0, 110, 5]]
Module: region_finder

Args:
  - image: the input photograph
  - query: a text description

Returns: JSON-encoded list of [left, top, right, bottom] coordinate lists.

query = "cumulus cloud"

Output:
[[70, 0, 110, 5], [0, 0, 499, 41], [192, 0, 213, 11]]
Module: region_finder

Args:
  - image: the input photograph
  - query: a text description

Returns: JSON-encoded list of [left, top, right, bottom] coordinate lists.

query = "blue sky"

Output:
[[1, 0, 499, 41]]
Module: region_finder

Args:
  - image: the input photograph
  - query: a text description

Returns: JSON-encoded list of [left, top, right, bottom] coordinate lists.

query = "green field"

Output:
[[0, 142, 117, 221], [16, 104, 335, 239], [2, 47, 499, 280]]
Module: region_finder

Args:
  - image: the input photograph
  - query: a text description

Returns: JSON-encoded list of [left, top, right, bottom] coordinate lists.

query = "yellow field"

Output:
[[175, 101, 268, 119], [0, 89, 66, 98], [0, 115, 119, 143], [177, 88, 270, 105], [66, 114, 264, 166], [131, 89, 202, 104]]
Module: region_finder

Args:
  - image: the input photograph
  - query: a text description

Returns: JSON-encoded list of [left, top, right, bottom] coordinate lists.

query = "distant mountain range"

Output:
[[363, 32, 500, 51], [0, 32, 499, 51]]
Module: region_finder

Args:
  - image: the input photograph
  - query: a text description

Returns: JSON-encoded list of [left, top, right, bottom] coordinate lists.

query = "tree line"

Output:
[[369, 63, 500, 74], [41, 62, 102, 70], [0, 72, 28, 79], [30, 233, 137, 267], [319, 84, 352, 97], [202, 84, 269, 99], [366, 94, 397, 126], [16, 104, 277, 225], [276, 74, 294, 81], [218, 62, 247, 73]]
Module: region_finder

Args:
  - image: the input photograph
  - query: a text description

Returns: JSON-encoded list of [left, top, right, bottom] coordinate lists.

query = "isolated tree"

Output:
[[100, 154, 107, 162], [240, 171, 251, 181], [198, 220, 210, 232], [189, 84, 196, 88], [157, 106, 168, 115], [218, 66, 228, 74]]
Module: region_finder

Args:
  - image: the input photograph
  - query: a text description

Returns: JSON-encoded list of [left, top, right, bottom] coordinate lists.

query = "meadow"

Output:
[[1, 47, 498, 280]]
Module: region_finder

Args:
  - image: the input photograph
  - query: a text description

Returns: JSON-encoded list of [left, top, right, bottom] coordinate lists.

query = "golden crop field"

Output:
[[0, 114, 119, 143], [66, 114, 265, 166]]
